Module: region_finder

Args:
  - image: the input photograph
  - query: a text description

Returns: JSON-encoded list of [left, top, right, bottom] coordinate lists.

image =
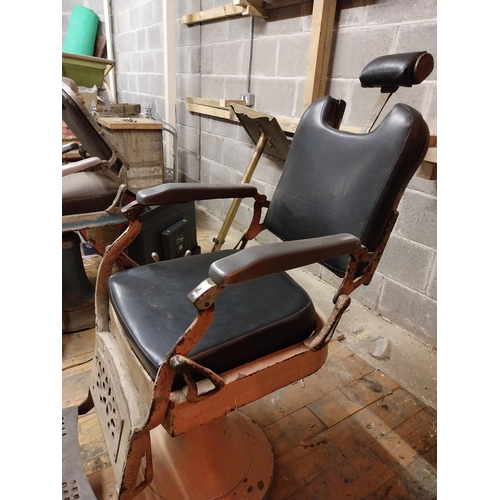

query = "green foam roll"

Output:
[[63, 5, 99, 56]]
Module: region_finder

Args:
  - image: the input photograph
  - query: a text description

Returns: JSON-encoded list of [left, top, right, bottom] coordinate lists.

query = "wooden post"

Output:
[[302, 0, 338, 112]]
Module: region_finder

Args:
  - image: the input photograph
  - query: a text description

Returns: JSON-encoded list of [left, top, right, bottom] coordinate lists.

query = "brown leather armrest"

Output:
[[135, 183, 258, 205], [208, 234, 361, 286]]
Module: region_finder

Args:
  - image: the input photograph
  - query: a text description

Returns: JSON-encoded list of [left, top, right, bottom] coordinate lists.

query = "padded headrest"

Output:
[[359, 51, 434, 93], [264, 95, 429, 276]]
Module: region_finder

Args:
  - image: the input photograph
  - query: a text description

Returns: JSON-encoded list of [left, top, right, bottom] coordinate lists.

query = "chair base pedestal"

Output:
[[136, 411, 274, 500], [62, 231, 95, 333]]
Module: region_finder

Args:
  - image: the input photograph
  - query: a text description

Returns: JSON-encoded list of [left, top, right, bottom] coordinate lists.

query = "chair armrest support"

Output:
[[208, 234, 361, 286], [135, 183, 258, 206], [62, 157, 102, 177]]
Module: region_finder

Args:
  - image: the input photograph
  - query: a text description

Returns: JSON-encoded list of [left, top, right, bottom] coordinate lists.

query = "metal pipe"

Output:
[[163, 0, 177, 182], [102, 0, 116, 103]]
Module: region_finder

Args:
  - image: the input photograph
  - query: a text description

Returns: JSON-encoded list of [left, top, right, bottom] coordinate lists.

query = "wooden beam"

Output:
[[219, 99, 248, 107], [186, 97, 224, 107], [182, 2, 268, 25], [302, 0, 337, 111], [263, 0, 311, 9], [185, 101, 236, 121], [185, 97, 359, 135], [237, 0, 265, 7], [186, 97, 247, 110], [182, 4, 245, 24], [184, 97, 300, 134], [234, 0, 269, 18]]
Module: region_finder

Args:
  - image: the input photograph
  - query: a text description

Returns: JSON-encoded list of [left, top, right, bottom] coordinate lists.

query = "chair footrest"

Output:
[[62, 406, 98, 500]]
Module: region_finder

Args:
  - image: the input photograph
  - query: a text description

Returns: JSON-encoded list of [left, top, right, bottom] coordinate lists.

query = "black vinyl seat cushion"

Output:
[[107, 250, 317, 389], [62, 171, 119, 216]]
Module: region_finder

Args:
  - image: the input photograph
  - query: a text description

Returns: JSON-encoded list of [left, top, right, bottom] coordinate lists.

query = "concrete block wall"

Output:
[[62, 0, 437, 348], [110, 0, 166, 119], [323, 0, 437, 348], [174, 0, 437, 347]]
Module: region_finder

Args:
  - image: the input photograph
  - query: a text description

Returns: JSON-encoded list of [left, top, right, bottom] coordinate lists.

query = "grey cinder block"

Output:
[[251, 77, 297, 116], [222, 137, 255, 174], [251, 38, 279, 76], [201, 130, 224, 163], [178, 149, 201, 181], [330, 27, 396, 79], [377, 234, 435, 293], [379, 278, 437, 348], [426, 256, 437, 301], [276, 33, 310, 78], [179, 125, 200, 155], [395, 189, 437, 249], [364, 0, 438, 25]]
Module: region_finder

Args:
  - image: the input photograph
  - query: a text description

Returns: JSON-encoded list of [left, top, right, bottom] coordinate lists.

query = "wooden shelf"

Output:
[[182, 1, 268, 25], [97, 116, 163, 130], [185, 97, 437, 179], [185, 97, 301, 134]]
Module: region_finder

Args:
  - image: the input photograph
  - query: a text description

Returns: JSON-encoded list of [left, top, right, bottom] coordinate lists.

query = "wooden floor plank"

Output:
[[77, 411, 103, 447], [325, 338, 356, 362], [88, 466, 118, 500], [340, 369, 400, 407], [62, 368, 92, 408], [282, 429, 398, 499], [240, 350, 373, 428], [317, 353, 376, 391], [373, 408, 437, 469], [62, 359, 93, 379], [263, 407, 328, 457], [397, 444, 437, 500], [62, 295, 437, 500], [362, 474, 420, 500], [82, 443, 112, 476], [271, 433, 343, 498], [62, 329, 96, 362], [307, 387, 363, 428], [350, 387, 427, 440]]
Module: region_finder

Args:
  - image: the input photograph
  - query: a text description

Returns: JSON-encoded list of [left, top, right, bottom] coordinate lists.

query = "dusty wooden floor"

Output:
[[63, 219, 437, 499], [62, 268, 437, 499]]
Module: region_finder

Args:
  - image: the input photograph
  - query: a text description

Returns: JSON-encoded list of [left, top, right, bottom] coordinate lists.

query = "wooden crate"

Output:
[[97, 117, 165, 193]]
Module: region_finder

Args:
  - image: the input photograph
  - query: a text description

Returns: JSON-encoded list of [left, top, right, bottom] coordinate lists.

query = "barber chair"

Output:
[[62, 77, 132, 333], [62, 52, 432, 500]]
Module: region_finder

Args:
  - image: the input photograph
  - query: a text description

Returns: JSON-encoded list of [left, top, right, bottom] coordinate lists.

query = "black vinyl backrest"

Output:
[[264, 95, 429, 276], [62, 81, 125, 175]]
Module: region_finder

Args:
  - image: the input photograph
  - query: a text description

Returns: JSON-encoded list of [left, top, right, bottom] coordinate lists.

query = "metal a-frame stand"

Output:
[[211, 104, 291, 252]]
